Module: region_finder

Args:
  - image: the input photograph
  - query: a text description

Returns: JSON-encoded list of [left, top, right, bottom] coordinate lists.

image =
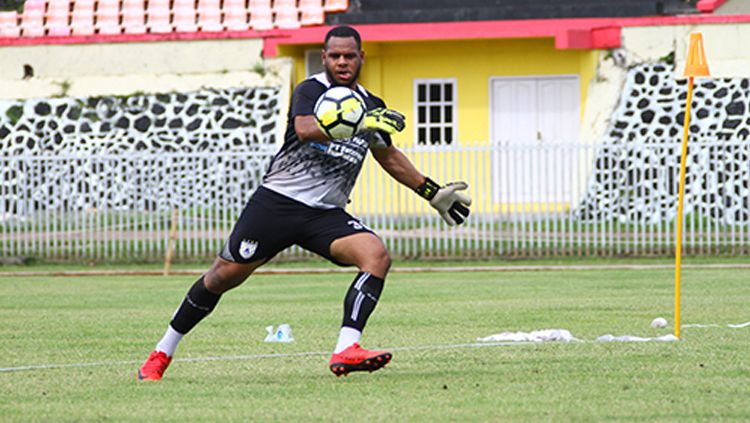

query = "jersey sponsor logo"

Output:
[[307, 138, 367, 165], [327, 141, 365, 165], [239, 239, 258, 259]]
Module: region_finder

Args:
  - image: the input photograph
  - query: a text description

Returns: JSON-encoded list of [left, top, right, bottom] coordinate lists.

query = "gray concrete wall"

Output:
[[0, 38, 289, 99]]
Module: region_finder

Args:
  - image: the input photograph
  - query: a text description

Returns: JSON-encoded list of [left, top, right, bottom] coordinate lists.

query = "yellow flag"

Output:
[[684, 33, 710, 77]]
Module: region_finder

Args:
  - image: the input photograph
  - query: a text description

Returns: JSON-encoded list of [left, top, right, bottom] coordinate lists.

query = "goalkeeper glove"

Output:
[[358, 108, 406, 135], [415, 177, 472, 226]]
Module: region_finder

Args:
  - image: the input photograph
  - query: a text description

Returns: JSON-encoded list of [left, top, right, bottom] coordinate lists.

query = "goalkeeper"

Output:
[[137, 25, 471, 381]]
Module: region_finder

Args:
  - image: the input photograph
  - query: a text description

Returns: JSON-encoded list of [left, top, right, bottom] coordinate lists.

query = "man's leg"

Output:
[[327, 233, 393, 376], [138, 257, 265, 381]]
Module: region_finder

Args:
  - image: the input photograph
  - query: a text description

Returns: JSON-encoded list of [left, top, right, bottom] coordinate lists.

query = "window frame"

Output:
[[413, 78, 458, 145], [304, 47, 325, 77]]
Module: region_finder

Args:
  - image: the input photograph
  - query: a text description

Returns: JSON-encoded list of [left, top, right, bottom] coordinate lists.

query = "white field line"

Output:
[[4, 325, 748, 373], [683, 321, 750, 329], [4, 263, 750, 278], [0, 341, 533, 373]]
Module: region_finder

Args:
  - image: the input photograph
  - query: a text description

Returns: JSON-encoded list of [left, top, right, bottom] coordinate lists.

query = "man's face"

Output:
[[322, 36, 364, 87]]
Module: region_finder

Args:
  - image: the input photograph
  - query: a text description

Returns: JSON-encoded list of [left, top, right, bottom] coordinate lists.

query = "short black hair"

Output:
[[324, 25, 362, 50]]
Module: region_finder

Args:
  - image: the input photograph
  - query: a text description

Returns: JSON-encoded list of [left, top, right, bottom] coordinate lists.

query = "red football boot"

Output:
[[137, 351, 172, 381], [328, 343, 392, 377]]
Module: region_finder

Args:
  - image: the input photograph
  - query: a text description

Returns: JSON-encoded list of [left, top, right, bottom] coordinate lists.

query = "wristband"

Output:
[[414, 177, 440, 201]]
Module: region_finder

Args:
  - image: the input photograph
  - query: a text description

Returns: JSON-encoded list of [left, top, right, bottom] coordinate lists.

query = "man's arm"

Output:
[[297, 103, 407, 143], [294, 115, 328, 142], [372, 146, 472, 226], [370, 145, 425, 190]]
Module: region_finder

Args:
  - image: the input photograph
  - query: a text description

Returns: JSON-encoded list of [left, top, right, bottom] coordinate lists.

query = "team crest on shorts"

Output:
[[347, 219, 368, 231], [239, 239, 258, 259]]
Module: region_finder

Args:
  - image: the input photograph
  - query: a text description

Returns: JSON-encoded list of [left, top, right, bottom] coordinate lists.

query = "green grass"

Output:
[[1, 264, 749, 421], [4, 254, 750, 273]]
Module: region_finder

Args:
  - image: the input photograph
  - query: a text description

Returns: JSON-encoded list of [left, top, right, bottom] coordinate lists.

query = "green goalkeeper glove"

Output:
[[358, 108, 406, 135], [415, 177, 472, 226]]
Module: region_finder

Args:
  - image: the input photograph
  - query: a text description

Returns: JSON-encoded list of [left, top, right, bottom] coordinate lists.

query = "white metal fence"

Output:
[[2, 140, 750, 262]]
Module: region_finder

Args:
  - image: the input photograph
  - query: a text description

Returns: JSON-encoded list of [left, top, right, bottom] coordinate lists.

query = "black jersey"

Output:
[[262, 73, 392, 209]]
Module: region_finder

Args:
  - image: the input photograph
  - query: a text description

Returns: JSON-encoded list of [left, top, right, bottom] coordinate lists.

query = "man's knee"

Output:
[[365, 245, 391, 276], [376, 247, 392, 272], [203, 258, 260, 293], [203, 269, 238, 294]]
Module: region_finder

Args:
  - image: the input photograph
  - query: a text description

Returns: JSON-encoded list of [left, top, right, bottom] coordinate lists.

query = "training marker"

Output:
[[675, 33, 710, 338]]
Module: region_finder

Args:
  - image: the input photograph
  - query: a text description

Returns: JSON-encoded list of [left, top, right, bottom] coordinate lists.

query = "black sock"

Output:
[[170, 276, 222, 335], [342, 272, 385, 331]]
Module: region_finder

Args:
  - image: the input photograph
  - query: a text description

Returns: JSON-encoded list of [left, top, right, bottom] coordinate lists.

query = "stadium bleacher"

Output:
[[325, 0, 699, 25], [0, 0, 346, 39], [0, 0, 726, 40]]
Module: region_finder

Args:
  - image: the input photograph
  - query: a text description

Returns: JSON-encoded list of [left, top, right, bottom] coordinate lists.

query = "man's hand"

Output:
[[415, 178, 472, 226], [430, 182, 472, 226], [359, 108, 406, 135]]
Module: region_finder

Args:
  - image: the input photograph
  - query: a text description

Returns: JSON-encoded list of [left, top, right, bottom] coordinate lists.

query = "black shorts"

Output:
[[219, 186, 375, 265]]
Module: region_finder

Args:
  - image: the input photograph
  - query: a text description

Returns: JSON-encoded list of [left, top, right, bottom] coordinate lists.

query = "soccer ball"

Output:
[[314, 86, 366, 139]]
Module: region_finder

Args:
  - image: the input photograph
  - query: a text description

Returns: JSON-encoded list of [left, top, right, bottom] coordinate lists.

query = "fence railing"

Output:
[[2, 140, 750, 262]]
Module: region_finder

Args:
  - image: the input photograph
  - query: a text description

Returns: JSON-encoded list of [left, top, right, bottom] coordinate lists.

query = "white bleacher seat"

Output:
[[173, 4, 198, 32], [0, 11, 20, 37], [249, 6, 272, 31], [147, 0, 172, 33], [249, 0, 271, 7], [20, 4, 46, 37], [23, 0, 46, 11], [173, 0, 195, 8], [272, 0, 296, 12], [224, 0, 247, 8], [74, 0, 96, 8], [71, 1, 95, 35], [274, 6, 300, 29], [46, 0, 72, 36], [223, 6, 249, 31], [197, 4, 223, 32], [198, 0, 221, 8], [96, 0, 122, 34], [323, 0, 347, 12], [299, 0, 323, 25], [122, 0, 147, 33], [248, 0, 272, 30], [148, 0, 170, 8]]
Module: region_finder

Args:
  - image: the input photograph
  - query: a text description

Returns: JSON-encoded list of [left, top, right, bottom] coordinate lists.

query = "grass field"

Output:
[[1, 262, 749, 421]]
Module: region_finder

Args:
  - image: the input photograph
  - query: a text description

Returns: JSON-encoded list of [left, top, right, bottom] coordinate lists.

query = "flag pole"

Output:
[[675, 33, 710, 339]]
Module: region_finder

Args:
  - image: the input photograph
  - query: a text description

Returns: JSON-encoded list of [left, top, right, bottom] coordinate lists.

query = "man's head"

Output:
[[322, 26, 363, 87]]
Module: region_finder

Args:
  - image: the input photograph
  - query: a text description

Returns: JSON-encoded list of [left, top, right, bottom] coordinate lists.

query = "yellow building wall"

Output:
[[277, 38, 599, 215], [281, 38, 597, 145]]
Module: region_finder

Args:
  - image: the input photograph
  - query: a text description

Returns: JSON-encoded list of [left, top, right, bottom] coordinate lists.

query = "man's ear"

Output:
[[320, 48, 326, 65]]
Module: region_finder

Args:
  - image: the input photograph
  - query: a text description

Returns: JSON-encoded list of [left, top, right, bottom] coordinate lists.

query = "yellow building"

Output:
[[270, 21, 608, 147], [265, 20, 612, 215], [264, 16, 750, 215]]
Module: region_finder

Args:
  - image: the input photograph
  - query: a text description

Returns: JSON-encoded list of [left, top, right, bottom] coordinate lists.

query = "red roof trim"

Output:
[[697, 0, 727, 13], [1, 13, 749, 50], [0, 28, 288, 47], [263, 14, 750, 56]]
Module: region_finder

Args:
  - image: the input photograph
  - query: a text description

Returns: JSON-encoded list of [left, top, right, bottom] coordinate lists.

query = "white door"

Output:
[[490, 76, 579, 205]]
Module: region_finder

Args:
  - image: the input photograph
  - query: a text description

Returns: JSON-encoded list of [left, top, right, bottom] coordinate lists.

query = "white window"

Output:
[[305, 48, 324, 77], [413, 79, 457, 145]]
